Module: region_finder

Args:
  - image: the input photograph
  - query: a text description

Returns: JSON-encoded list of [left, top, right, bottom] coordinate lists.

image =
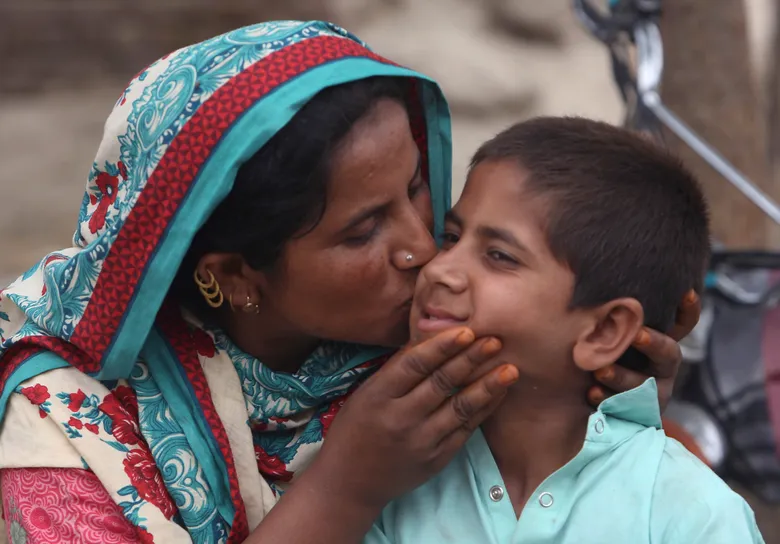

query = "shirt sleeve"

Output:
[[651, 440, 766, 544], [657, 492, 764, 543], [1, 467, 144, 543]]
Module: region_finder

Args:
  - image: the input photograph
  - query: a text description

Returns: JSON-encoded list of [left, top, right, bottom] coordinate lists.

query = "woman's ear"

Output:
[[197, 253, 262, 307], [572, 298, 644, 372]]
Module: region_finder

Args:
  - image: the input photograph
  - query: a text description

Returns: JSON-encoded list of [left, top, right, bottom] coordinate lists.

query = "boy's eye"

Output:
[[439, 231, 459, 248], [488, 249, 519, 265]]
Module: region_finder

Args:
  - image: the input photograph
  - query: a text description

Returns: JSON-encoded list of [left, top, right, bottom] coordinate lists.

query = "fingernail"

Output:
[[498, 365, 519, 385], [684, 290, 698, 305], [634, 329, 650, 347], [595, 367, 614, 382], [589, 387, 605, 405], [455, 329, 475, 346], [481, 338, 502, 355]]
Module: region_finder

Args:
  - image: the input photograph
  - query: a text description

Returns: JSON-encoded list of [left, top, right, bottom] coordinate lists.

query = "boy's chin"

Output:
[[408, 326, 435, 347]]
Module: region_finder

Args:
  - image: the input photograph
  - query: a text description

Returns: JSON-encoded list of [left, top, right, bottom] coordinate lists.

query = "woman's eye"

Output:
[[344, 224, 379, 247], [408, 177, 428, 199]]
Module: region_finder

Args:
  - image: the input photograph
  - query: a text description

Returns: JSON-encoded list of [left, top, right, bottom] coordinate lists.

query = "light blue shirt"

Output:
[[365, 379, 764, 544]]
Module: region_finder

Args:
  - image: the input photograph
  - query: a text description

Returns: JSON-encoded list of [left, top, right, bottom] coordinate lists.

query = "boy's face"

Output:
[[410, 160, 591, 389]]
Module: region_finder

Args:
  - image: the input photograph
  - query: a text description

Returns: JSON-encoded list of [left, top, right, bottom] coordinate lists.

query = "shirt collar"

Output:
[[464, 378, 663, 491], [597, 377, 662, 430], [573, 377, 662, 467]]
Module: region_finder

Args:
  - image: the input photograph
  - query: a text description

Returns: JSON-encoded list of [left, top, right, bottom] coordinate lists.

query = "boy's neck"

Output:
[[480, 379, 593, 517]]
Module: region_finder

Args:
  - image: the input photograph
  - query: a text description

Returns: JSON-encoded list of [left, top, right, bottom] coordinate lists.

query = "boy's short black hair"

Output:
[[471, 116, 710, 334]]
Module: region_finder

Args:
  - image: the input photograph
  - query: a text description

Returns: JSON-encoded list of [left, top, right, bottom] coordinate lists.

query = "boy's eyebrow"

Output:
[[445, 210, 531, 255], [477, 225, 530, 254]]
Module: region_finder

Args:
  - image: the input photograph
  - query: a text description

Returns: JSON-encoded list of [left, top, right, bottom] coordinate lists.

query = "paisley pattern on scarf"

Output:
[[130, 362, 229, 543], [211, 326, 389, 492]]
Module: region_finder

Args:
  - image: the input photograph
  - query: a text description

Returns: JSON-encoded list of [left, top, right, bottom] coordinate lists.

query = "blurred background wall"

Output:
[[0, 0, 626, 282], [1, 0, 778, 278], [0, 0, 779, 538]]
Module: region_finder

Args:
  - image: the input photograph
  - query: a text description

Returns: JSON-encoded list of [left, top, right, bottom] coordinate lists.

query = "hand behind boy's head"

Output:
[[410, 117, 710, 391]]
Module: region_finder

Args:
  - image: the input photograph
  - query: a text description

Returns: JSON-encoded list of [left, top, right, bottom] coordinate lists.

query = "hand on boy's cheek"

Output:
[[465, 355, 508, 384], [406, 329, 508, 386]]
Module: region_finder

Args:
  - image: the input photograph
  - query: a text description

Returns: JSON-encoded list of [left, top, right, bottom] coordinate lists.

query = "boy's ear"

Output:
[[572, 298, 644, 372]]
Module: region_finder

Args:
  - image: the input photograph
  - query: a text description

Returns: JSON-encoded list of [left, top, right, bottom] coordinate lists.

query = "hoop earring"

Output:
[[194, 269, 224, 308]]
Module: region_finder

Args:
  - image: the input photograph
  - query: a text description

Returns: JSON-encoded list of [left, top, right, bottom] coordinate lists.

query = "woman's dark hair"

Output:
[[171, 76, 409, 315]]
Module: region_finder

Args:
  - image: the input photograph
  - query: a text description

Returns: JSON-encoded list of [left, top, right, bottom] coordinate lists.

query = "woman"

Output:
[[0, 21, 697, 543]]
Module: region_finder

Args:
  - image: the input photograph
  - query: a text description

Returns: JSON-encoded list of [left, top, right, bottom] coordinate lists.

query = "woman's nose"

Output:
[[394, 210, 438, 270]]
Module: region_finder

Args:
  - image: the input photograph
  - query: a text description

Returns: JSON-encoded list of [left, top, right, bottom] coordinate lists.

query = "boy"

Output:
[[365, 117, 764, 543]]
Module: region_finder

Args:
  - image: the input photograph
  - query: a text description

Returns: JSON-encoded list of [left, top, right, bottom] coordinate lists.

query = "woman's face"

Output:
[[258, 99, 437, 347]]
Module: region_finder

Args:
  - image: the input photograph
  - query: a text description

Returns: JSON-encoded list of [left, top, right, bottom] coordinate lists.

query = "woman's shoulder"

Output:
[[0, 363, 139, 469]]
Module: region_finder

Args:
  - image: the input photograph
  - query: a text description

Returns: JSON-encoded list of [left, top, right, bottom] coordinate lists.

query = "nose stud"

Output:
[[405, 253, 414, 262]]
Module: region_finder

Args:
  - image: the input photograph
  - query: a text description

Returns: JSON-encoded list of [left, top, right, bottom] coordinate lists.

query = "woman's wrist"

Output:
[[297, 452, 389, 517], [244, 458, 384, 544]]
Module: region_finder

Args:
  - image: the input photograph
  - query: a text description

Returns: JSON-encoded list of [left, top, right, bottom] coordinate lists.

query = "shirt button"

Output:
[[489, 485, 505, 502], [594, 419, 605, 434], [539, 492, 554, 508]]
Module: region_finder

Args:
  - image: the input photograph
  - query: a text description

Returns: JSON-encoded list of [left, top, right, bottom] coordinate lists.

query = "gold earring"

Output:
[[194, 269, 224, 308], [242, 295, 260, 314]]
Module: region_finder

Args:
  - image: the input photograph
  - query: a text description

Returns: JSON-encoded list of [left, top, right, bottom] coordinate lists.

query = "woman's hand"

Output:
[[588, 289, 701, 410], [248, 327, 516, 544], [314, 327, 517, 509]]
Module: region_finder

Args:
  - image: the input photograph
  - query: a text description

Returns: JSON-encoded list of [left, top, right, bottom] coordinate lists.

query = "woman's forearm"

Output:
[[243, 460, 382, 544]]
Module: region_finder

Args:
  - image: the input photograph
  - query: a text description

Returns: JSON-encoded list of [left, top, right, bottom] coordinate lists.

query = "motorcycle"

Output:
[[574, 0, 780, 502]]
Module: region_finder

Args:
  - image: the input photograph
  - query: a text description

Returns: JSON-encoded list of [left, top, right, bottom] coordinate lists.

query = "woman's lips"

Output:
[[415, 306, 468, 333]]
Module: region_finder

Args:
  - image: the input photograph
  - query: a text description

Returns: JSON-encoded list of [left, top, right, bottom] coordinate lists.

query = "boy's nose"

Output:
[[421, 250, 468, 294]]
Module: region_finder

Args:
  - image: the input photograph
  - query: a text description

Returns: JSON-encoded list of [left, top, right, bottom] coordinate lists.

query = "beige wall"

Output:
[[0, 0, 623, 281]]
